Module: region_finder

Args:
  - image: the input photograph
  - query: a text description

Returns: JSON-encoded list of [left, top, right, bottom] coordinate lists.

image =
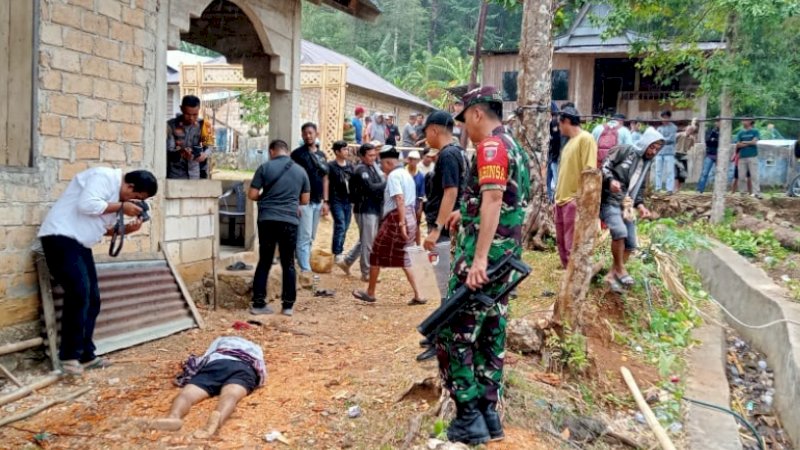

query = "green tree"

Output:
[[238, 90, 270, 136]]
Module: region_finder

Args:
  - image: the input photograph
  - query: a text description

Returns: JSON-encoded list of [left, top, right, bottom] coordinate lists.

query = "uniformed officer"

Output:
[[436, 86, 531, 445]]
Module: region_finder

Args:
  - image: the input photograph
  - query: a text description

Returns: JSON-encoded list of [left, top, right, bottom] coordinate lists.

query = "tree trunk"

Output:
[[710, 88, 733, 223], [710, 13, 737, 224], [517, 0, 556, 249], [553, 170, 602, 329], [459, 0, 490, 149]]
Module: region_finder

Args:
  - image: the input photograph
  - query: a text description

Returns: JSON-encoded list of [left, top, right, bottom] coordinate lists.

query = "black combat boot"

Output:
[[415, 346, 436, 362], [446, 399, 490, 445], [478, 399, 504, 441]]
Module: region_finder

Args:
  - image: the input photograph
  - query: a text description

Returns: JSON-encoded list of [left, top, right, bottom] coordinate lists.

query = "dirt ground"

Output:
[[2, 218, 664, 450]]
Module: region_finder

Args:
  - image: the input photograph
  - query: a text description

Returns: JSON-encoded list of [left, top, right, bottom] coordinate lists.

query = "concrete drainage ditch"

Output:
[[689, 242, 800, 448]]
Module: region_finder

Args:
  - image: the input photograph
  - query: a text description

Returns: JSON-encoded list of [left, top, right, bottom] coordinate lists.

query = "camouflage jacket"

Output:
[[450, 126, 531, 292]]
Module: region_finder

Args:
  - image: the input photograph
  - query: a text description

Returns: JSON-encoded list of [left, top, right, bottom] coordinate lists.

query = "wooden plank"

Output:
[[6, 0, 33, 167], [0, 364, 24, 387], [0, 338, 43, 357], [36, 258, 60, 370], [0, 0, 9, 165], [0, 297, 40, 328], [0, 373, 61, 408], [162, 248, 206, 329]]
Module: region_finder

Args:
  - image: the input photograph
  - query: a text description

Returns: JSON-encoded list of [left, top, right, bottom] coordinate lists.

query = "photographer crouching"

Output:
[[37, 168, 158, 375]]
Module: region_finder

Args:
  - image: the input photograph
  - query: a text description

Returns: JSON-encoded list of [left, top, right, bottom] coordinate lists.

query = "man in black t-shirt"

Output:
[[324, 141, 354, 260], [291, 123, 329, 285], [385, 114, 400, 146], [418, 110, 467, 361]]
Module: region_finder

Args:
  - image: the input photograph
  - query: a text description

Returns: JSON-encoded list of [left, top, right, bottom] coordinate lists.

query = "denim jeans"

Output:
[[296, 201, 322, 272], [546, 161, 558, 203], [40, 235, 101, 362], [697, 156, 716, 193], [330, 200, 352, 255], [654, 153, 675, 192], [253, 220, 298, 309]]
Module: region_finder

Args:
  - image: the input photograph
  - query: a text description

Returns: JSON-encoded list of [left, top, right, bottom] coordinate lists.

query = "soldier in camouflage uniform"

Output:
[[436, 86, 531, 445]]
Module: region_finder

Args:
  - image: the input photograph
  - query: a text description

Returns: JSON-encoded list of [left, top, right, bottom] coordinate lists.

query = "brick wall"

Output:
[[0, 0, 161, 336], [162, 180, 221, 284]]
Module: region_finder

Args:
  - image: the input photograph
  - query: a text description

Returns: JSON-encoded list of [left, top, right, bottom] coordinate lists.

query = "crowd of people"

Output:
[[37, 87, 790, 444]]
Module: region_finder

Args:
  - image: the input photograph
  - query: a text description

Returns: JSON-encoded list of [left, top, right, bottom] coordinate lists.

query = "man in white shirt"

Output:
[[38, 168, 158, 375], [352, 146, 424, 305]]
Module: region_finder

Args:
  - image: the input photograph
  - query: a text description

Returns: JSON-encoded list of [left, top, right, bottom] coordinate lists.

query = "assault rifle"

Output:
[[417, 253, 531, 343]]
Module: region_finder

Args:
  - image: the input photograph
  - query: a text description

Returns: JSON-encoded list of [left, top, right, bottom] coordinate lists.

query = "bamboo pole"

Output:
[[0, 374, 62, 408], [620, 366, 676, 450], [0, 338, 43, 357], [0, 364, 23, 387], [0, 386, 92, 428]]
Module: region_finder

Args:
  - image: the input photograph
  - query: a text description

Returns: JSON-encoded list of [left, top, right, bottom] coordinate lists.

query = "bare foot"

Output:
[[144, 418, 183, 431], [193, 411, 221, 439]]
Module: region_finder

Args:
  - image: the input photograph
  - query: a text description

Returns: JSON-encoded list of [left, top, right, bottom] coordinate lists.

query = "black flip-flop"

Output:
[[352, 290, 376, 303], [314, 289, 336, 298], [407, 298, 428, 306], [606, 277, 625, 294]]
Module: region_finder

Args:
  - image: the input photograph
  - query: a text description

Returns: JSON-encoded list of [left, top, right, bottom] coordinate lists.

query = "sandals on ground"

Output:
[[407, 298, 428, 306], [352, 290, 376, 303]]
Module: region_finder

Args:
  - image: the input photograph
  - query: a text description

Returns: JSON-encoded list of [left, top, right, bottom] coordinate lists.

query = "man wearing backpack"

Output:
[[592, 113, 632, 167]]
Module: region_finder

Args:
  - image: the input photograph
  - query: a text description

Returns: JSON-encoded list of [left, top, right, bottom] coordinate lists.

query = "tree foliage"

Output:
[[238, 90, 270, 136], [301, 0, 524, 106], [604, 0, 800, 135]]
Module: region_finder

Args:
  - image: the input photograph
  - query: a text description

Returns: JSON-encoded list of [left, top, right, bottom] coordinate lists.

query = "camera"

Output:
[[132, 200, 150, 222], [191, 145, 204, 159]]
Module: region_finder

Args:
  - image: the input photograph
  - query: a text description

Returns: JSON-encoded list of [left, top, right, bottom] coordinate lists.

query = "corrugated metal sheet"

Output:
[[49, 260, 199, 356]]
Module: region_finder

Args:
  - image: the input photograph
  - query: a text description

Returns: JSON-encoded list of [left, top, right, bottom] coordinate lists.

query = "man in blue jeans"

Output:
[[325, 140, 354, 262], [697, 119, 720, 193], [655, 110, 677, 192], [249, 140, 310, 316], [291, 123, 329, 286]]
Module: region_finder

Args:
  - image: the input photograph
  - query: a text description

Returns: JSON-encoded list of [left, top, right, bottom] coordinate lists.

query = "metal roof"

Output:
[[300, 40, 434, 110], [47, 260, 201, 356], [482, 3, 725, 56]]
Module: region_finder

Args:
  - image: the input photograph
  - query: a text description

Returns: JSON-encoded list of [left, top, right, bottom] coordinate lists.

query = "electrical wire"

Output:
[[704, 295, 800, 329], [682, 396, 764, 450]]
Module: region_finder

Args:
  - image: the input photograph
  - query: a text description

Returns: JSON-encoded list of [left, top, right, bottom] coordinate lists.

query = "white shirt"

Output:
[[382, 166, 417, 217], [38, 167, 122, 248], [418, 161, 435, 176]]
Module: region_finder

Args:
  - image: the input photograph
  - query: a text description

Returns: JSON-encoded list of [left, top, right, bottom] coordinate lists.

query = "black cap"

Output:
[[612, 113, 626, 120], [424, 110, 455, 130], [379, 145, 400, 160], [560, 106, 581, 122]]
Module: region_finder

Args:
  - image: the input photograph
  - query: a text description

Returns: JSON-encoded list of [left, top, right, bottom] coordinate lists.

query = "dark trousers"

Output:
[[252, 220, 298, 309], [40, 235, 101, 362], [330, 200, 352, 255]]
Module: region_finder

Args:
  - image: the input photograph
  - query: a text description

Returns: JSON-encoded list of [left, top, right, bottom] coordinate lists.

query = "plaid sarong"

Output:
[[370, 206, 417, 268]]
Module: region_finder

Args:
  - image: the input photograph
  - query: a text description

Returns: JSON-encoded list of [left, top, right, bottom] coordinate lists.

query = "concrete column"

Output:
[[268, 1, 301, 144], [151, 2, 170, 252]]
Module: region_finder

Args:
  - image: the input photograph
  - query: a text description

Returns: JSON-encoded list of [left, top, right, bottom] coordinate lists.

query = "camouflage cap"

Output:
[[455, 86, 503, 122]]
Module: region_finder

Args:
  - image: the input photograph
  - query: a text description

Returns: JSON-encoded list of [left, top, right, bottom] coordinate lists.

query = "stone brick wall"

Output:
[[0, 0, 162, 338], [162, 180, 221, 284]]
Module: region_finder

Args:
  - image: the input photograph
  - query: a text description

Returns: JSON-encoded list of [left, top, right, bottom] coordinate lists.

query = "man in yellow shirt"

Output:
[[554, 106, 597, 268]]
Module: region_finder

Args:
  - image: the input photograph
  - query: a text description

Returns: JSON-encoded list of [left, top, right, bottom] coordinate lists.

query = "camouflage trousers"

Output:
[[435, 294, 509, 404]]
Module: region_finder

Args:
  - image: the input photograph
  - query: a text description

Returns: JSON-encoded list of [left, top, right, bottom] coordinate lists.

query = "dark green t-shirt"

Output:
[[735, 128, 760, 158]]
